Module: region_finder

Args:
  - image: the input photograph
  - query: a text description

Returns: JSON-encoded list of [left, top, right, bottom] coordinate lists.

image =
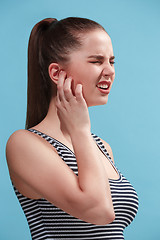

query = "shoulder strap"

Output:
[[91, 133, 112, 162]]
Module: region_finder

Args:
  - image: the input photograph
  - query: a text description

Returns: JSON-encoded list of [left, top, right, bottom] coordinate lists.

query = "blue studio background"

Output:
[[0, 0, 160, 239]]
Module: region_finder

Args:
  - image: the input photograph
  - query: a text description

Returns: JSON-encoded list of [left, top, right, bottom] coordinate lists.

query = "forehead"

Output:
[[80, 30, 113, 56]]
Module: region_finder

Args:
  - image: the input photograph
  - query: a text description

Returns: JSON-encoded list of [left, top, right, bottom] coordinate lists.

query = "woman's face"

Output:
[[64, 29, 115, 107]]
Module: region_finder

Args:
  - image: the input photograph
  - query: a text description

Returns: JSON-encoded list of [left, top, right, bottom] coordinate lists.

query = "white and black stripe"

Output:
[[13, 129, 138, 240]]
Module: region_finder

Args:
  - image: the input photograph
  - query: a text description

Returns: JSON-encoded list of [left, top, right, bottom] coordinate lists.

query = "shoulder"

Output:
[[6, 129, 31, 163], [6, 129, 53, 166], [6, 129, 35, 153], [6, 129, 29, 152], [99, 137, 115, 163], [7, 129, 32, 143], [6, 128, 51, 149]]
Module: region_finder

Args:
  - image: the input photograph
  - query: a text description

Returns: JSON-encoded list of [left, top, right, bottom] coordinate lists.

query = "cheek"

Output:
[[67, 70, 86, 95], [71, 71, 88, 86], [66, 64, 100, 92]]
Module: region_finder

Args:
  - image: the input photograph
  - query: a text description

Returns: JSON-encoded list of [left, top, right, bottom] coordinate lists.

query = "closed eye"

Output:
[[89, 61, 102, 64], [90, 61, 115, 65]]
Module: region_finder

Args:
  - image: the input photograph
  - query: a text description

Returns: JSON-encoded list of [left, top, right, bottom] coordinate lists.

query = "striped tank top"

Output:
[[13, 129, 139, 240]]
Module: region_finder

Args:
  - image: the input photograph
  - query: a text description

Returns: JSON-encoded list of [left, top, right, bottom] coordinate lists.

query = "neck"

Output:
[[34, 97, 71, 142]]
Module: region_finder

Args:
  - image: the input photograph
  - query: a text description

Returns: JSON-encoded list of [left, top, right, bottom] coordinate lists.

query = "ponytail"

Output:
[[25, 18, 57, 129]]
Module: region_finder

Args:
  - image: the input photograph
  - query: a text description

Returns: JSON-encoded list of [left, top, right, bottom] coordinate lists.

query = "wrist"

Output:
[[70, 128, 91, 140]]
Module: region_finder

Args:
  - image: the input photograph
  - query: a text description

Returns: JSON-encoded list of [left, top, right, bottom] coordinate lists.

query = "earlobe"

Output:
[[48, 63, 61, 85]]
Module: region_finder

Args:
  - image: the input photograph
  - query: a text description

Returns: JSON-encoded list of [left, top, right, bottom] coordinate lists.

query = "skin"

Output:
[[62, 30, 115, 107], [6, 29, 118, 225]]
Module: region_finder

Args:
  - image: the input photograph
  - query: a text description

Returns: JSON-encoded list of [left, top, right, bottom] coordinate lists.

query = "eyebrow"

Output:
[[88, 55, 115, 60]]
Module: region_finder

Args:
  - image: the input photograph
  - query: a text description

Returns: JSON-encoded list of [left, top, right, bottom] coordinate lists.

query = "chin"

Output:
[[87, 96, 109, 107]]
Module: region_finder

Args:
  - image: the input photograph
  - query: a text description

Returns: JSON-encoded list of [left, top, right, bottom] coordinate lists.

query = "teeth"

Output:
[[97, 84, 109, 89], [97, 79, 111, 89]]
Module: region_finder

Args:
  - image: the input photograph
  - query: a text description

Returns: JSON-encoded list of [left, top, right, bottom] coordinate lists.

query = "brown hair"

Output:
[[26, 17, 105, 129]]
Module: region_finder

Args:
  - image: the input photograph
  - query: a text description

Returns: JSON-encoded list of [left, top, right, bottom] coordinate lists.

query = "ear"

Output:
[[48, 63, 62, 85]]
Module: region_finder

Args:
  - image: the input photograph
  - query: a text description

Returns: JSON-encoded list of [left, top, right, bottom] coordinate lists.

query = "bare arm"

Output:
[[6, 130, 114, 225], [6, 71, 115, 225]]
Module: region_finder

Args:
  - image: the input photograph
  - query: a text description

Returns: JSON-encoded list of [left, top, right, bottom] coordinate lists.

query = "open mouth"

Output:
[[96, 80, 111, 93], [97, 84, 109, 90]]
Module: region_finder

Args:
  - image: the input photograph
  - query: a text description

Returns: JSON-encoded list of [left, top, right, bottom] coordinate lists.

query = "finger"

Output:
[[75, 84, 84, 101], [56, 91, 61, 108], [56, 91, 68, 113], [57, 70, 66, 101], [63, 77, 75, 101], [57, 74, 71, 109]]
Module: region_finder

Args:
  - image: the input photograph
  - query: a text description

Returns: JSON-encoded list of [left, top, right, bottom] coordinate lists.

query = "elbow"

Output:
[[91, 196, 115, 225], [102, 207, 115, 225], [93, 206, 115, 225], [84, 197, 115, 225], [71, 192, 115, 225]]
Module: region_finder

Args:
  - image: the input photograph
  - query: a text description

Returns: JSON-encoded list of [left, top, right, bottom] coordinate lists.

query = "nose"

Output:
[[102, 64, 115, 78]]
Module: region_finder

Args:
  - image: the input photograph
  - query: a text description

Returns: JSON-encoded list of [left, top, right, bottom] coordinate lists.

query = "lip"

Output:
[[96, 80, 111, 94], [96, 87, 110, 94]]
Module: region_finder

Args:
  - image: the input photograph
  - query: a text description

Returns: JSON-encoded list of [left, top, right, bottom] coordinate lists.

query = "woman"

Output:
[[6, 17, 138, 239]]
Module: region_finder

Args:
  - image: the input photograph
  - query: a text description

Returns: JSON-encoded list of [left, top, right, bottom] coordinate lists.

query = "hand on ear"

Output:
[[48, 62, 76, 96], [48, 63, 65, 85]]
